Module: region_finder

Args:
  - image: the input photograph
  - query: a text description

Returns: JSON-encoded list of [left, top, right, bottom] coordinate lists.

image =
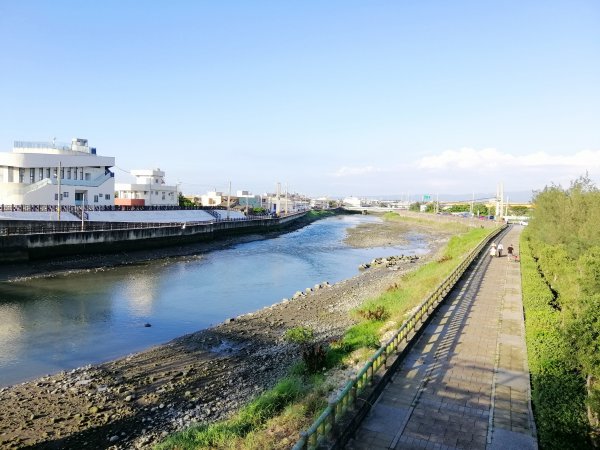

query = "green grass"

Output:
[[381, 211, 471, 234], [283, 326, 314, 345], [342, 225, 491, 348], [155, 220, 495, 450], [155, 377, 308, 450]]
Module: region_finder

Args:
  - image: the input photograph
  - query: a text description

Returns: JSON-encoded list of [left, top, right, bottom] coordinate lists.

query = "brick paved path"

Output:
[[347, 225, 537, 450]]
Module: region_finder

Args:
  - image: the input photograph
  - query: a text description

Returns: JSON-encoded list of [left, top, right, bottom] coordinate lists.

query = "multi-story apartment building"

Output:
[[0, 138, 115, 206], [114, 168, 178, 206]]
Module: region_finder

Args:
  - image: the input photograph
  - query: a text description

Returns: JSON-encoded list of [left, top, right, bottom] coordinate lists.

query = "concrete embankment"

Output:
[[0, 213, 304, 263]]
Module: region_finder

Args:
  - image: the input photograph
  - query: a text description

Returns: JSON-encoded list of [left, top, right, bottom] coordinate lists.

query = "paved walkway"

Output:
[[348, 225, 537, 450]]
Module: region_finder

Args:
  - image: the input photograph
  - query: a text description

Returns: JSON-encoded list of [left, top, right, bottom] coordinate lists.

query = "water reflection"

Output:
[[0, 215, 429, 386], [121, 272, 162, 317]]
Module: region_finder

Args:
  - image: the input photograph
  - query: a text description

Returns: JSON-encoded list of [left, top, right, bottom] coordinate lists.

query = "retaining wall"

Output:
[[0, 213, 304, 263]]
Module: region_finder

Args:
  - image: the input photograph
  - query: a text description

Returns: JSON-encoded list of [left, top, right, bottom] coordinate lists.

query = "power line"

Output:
[[114, 165, 132, 174]]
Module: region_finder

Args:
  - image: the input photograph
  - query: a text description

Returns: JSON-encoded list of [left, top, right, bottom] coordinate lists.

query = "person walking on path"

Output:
[[507, 244, 514, 261], [489, 242, 497, 257], [497, 242, 504, 257]]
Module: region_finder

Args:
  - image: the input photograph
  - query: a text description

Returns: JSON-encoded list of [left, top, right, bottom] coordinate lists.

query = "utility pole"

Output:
[[81, 193, 85, 231], [57, 161, 62, 222], [470, 191, 474, 216], [227, 181, 231, 220], [495, 183, 500, 220], [499, 182, 505, 222], [276, 182, 281, 216]]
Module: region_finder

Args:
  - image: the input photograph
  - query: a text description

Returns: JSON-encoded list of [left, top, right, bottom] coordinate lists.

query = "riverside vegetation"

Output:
[[156, 212, 494, 450], [520, 175, 600, 449]]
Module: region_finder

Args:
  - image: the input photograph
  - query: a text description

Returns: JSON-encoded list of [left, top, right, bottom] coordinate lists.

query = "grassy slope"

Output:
[[156, 214, 494, 450]]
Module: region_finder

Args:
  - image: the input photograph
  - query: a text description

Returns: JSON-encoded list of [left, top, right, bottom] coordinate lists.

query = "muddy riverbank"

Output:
[[0, 216, 452, 449]]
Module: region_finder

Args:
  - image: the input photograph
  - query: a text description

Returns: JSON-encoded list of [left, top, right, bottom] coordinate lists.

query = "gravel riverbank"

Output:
[[0, 216, 453, 449]]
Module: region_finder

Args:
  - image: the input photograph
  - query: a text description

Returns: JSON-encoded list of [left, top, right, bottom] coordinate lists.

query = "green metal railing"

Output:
[[292, 225, 506, 450]]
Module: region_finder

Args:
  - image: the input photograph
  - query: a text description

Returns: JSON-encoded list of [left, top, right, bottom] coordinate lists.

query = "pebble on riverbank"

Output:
[[358, 254, 419, 271]]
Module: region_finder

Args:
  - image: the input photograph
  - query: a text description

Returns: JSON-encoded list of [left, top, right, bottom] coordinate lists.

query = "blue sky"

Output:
[[1, 1, 599, 199]]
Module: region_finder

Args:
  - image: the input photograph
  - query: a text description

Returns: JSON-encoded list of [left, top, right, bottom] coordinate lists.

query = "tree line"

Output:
[[408, 201, 530, 216], [521, 175, 600, 448]]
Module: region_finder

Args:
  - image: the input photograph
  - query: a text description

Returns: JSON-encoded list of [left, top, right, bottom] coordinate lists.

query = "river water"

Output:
[[0, 215, 430, 387]]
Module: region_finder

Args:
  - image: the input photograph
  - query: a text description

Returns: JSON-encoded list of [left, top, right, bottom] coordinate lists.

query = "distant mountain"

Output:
[[349, 190, 535, 203]]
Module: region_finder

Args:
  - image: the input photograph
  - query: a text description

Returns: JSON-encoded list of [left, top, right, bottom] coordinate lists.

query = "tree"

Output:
[[448, 204, 470, 213], [525, 175, 600, 442], [178, 192, 194, 207], [509, 205, 530, 216], [473, 203, 490, 216], [409, 202, 421, 212]]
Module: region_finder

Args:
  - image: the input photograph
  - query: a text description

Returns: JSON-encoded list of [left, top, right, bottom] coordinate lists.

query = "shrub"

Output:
[[302, 344, 327, 374], [357, 305, 388, 321], [521, 234, 590, 449], [283, 327, 314, 345]]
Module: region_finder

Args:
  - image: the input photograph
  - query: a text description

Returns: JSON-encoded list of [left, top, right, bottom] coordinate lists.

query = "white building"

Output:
[[115, 169, 178, 206], [236, 190, 262, 209], [261, 194, 309, 215], [343, 196, 363, 207], [310, 197, 331, 209], [0, 138, 115, 206], [200, 191, 225, 207]]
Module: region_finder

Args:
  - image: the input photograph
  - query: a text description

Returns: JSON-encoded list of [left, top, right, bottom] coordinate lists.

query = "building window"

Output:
[[162, 192, 165, 200], [85, 173, 91, 181], [61, 168, 65, 179], [39, 168, 44, 180], [94, 195, 99, 203], [105, 194, 111, 200], [80, 169, 83, 180], [55, 193, 59, 201], [30, 168, 35, 183], [99, 193, 103, 198], [63, 191, 69, 198], [67, 168, 71, 179], [46, 168, 51, 178], [19, 168, 25, 183]]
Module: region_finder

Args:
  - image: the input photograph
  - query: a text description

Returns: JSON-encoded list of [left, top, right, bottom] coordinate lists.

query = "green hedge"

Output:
[[520, 234, 589, 449]]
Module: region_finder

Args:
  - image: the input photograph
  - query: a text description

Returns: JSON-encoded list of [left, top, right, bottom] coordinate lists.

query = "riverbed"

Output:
[[0, 213, 457, 449], [0, 214, 430, 388]]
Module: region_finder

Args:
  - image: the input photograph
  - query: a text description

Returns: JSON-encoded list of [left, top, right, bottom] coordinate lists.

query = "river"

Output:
[[0, 215, 430, 387]]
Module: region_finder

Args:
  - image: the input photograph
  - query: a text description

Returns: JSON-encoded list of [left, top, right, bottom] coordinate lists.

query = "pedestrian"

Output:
[[489, 242, 497, 258], [497, 243, 504, 257], [507, 244, 514, 261]]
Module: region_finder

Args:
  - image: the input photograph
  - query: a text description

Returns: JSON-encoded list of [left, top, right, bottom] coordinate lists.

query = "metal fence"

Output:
[[0, 221, 197, 235], [0, 210, 306, 236], [292, 224, 507, 450], [0, 204, 232, 212]]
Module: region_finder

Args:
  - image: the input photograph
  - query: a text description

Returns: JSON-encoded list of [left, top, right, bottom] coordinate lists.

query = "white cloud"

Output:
[[327, 148, 600, 196], [417, 148, 600, 171]]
